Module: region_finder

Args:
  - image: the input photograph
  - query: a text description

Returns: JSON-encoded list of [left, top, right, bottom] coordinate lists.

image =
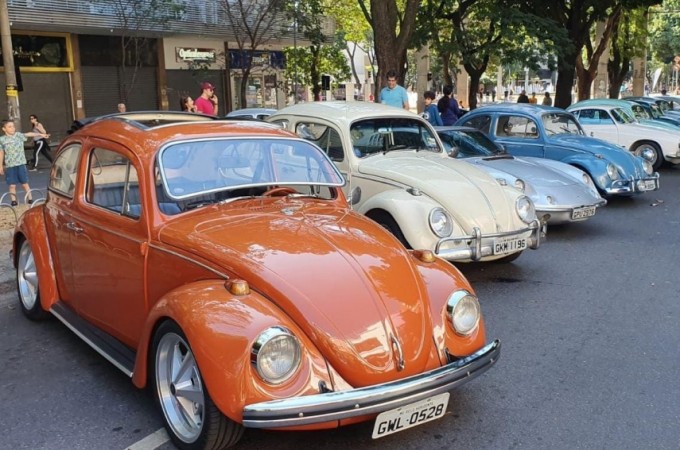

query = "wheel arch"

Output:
[[133, 280, 331, 424]]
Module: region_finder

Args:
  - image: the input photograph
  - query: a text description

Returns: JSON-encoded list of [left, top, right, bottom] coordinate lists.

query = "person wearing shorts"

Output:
[[0, 119, 48, 206]]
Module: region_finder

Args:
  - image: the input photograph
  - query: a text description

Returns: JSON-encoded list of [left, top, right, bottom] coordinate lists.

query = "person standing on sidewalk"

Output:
[[28, 115, 54, 171], [195, 82, 219, 115], [379, 69, 410, 110], [0, 119, 49, 206]]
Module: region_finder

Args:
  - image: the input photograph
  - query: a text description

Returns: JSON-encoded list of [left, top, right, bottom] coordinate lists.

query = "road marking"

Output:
[[125, 428, 169, 450]]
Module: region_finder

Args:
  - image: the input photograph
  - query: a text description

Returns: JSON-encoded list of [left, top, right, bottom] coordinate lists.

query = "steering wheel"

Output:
[[262, 186, 298, 197]]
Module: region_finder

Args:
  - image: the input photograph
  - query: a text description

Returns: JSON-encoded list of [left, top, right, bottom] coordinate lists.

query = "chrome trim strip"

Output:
[[50, 308, 133, 378], [147, 244, 229, 279], [242, 340, 500, 428]]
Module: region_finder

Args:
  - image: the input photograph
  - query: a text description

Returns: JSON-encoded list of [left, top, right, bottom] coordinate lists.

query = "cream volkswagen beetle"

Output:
[[269, 102, 543, 263]]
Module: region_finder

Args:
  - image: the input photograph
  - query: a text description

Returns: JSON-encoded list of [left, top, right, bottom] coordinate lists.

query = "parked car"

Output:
[[622, 97, 680, 127], [567, 101, 680, 169], [435, 126, 606, 225], [625, 96, 680, 119], [13, 112, 501, 449], [225, 107, 277, 120], [568, 98, 680, 131], [269, 102, 543, 263], [457, 104, 660, 195]]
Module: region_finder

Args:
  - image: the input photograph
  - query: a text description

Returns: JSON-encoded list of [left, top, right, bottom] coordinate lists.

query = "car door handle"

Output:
[[65, 222, 84, 233]]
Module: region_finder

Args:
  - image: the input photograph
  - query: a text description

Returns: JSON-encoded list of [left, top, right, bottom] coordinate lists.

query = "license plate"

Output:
[[571, 206, 596, 220], [641, 179, 657, 191], [372, 393, 450, 439], [493, 237, 526, 255]]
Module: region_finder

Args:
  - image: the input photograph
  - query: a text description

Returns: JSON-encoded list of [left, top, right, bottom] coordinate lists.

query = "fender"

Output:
[[133, 280, 332, 424], [357, 188, 441, 250], [411, 254, 487, 359], [13, 206, 60, 311], [553, 153, 612, 190]]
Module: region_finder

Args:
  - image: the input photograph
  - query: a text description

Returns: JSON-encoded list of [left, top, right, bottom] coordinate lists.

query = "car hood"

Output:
[[158, 199, 439, 386], [548, 134, 644, 171], [462, 155, 579, 188], [358, 152, 520, 232]]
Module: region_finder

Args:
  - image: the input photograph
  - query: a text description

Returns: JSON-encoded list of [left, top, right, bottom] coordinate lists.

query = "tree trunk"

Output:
[[239, 67, 252, 108], [463, 62, 487, 111], [575, 57, 595, 101], [441, 51, 453, 88], [554, 54, 577, 109], [310, 45, 322, 101]]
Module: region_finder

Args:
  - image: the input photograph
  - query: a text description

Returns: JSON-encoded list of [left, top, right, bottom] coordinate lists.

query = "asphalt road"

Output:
[[1, 165, 679, 450]]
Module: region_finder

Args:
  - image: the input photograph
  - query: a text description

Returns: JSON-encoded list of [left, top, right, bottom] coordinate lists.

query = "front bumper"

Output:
[[604, 173, 660, 195], [434, 219, 543, 261], [537, 198, 607, 225], [242, 340, 501, 429]]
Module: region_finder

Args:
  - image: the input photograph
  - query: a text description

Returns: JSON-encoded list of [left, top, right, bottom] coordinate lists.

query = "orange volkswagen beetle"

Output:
[[13, 112, 500, 449]]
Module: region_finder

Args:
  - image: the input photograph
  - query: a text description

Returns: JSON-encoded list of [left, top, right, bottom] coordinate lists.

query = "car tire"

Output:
[[368, 211, 411, 249], [492, 251, 523, 263], [632, 141, 663, 170], [151, 320, 243, 450], [16, 238, 49, 321]]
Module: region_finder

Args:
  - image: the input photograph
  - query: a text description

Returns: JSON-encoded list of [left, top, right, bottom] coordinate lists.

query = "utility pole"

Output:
[[0, 0, 20, 129]]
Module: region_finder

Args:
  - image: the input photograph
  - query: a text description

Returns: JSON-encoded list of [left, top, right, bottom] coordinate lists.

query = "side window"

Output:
[[86, 148, 141, 219], [575, 109, 613, 125], [295, 122, 345, 162], [496, 115, 539, 139], [460, 115, 491, 134], [49, 145, 81, 197]]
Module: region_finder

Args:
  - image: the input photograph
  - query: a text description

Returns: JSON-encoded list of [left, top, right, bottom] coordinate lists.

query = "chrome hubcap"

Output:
[[156, 332, 204, 443], [17, 241, 38, 310]]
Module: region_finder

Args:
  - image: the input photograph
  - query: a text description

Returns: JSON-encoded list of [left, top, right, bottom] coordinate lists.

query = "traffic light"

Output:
[[321, 75, 331, 91]]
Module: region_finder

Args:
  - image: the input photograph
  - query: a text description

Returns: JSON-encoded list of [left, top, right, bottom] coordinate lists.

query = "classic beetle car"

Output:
[[567, 102, 680, 170], [457, 104, 660, 195], [435, 126, 606, 224], [13, 112, 500, 449], [268, 102, 542, 263]]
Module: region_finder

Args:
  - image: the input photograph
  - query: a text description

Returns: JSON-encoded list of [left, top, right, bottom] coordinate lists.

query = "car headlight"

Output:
[[429, 207, 453, 238], [252, 327, 301, 385], [642, 159, 653, 176], [514, 179, 525, 192], [446, 290, 481, 336], [606, 163, 620, 180], [515, 195, 536, 224]]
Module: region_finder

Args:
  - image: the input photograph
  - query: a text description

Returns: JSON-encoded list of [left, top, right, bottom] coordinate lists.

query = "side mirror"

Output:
[[349, 186, 361, 206], [447, 146, 459, 158]]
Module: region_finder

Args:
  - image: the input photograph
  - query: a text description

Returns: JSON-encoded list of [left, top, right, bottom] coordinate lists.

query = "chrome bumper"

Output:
[[605, 174, 660, 195], [242, 340, 501, 429], [434, 219, 543, 261]]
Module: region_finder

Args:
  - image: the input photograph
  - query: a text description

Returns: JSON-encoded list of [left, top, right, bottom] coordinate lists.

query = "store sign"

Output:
[[0, 33, 72, 70], [176, 47, 217, 63], [228, 50, 285, 70]]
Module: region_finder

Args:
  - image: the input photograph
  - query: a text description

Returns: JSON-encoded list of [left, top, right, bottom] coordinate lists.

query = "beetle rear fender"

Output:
[[359, 190, 442, 251], [13, 206, 60, 311], [133, 280, 333, 424]]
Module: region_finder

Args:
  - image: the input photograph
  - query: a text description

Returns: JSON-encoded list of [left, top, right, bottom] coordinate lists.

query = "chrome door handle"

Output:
[[65, 222, 84, 233]]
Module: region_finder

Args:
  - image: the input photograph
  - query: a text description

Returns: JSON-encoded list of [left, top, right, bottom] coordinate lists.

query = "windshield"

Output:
[[350, 118, 440, 157], [648, 103, 662, 118], [542, 113, 584, 136], [630, 104, 650, 120], [438, 129, 502, 157], [158, 137, 344, 201]]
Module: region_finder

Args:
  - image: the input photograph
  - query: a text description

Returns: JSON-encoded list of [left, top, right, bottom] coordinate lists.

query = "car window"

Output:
[[86, 148, 141, 219], [573, 109, 614, 125], [541, 113, 583, 136], [349, 118, 439, 157], [495, 115, 539, 139], [438, 130, 501, 157], [648, 103, 662, 118], [158, 137, 344, 202], [630, 104, 649, 119], [459, 115, 491, 134], [49, 144, 81, 197], [611, 108, 635, 124], [295, 122, 345, 162]]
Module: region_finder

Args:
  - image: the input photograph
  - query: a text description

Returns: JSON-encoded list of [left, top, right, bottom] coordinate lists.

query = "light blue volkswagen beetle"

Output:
[[456, 104, 659, 197]]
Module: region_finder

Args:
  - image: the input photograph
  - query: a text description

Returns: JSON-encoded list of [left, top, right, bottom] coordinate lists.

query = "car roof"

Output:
[[434, 125, 481, 133], [465, 103, 565, 114], [272, 101, 421, 123], [66, 112, 297, 157]]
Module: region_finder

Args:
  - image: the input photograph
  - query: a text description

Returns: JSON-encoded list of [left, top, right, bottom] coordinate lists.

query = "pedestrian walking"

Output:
[[421, 91, 443, 126], [0, 119, 49, 206], [437, 85, 462, 125], [195, 82, 219, 115], [379, 69, 409, 110], [180, 96, 197, 112], [542, 92, 552, 106], [28, 114, 53, 171], [517, 90, 530, 103]]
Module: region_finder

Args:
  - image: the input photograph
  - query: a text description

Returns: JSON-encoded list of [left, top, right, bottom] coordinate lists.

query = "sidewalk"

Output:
[[0, 164, 51, 236]]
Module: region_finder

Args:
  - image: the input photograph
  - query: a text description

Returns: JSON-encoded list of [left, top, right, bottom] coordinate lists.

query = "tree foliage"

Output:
[[607, 7, 648, 97]]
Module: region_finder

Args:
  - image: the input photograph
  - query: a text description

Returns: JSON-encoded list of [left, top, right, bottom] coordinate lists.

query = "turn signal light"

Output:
[[226, 279, 250, 295], [413, 249, 436, 263]]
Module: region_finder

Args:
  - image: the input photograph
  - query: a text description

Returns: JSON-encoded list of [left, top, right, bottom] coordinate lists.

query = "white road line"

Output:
[[124, 428, 169, 450]]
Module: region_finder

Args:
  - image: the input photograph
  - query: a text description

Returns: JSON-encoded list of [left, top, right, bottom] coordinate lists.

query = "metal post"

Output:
[[0, 0, 20, 129], [293, 1, 298, 104]]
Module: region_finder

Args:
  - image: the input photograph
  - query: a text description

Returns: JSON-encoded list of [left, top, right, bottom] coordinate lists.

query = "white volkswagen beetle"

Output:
[[269, 102, 543, 263]]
